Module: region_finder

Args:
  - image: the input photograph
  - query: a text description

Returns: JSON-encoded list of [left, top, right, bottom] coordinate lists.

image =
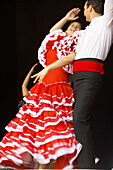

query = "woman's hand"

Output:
[[31, 67, 49, 84], [65, 8, 81, 21], [30, 63, 38, 73]]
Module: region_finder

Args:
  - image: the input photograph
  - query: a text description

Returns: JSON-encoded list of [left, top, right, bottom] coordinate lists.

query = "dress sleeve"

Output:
[[38, 29, 66, 67], [55, 31, 80, 74], [104, 0, 113, 27]]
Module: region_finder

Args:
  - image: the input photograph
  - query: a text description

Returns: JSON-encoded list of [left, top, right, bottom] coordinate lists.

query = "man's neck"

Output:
[[90, 13, 102, 22]]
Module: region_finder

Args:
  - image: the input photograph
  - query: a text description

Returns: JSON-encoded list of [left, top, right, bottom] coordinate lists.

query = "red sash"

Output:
[[73, 60, 104, 75]]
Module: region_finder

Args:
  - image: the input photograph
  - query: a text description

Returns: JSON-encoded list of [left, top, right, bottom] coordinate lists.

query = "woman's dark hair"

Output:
[[67, 21, 82, 29], [63, 21, 82, 31], [86, 0, 104, 15]]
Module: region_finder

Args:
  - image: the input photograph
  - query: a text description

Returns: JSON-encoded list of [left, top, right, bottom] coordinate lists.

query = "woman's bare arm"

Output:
[[31, 52, 76, 83], [22, 63, 38, 96], [50, 8, 80, 33]]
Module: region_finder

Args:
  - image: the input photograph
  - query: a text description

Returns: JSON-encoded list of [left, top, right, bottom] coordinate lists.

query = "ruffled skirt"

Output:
[[0, 81, 82, 169]]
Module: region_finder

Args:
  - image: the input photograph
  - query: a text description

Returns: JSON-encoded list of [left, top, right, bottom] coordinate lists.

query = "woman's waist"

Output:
[[42, 78, 69, 85], [42, 69, 69, 84], [42, 79, 69, 86]]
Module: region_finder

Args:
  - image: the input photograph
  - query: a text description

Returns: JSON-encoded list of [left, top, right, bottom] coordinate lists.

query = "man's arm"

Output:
[[50, 8, 80, 33], [104, 0, 113, 27], [31, 52, 76, 83]]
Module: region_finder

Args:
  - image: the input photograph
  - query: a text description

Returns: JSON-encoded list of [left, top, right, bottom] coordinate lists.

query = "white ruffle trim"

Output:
[[38, 29, 66, 67], [38, 29, 80, 74]]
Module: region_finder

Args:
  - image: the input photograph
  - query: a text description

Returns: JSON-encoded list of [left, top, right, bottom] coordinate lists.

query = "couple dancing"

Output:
[[0, 0, 113, 169]]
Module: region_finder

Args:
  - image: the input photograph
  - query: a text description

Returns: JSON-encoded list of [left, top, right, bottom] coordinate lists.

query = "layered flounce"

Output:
[[0, 82, 82, 169]]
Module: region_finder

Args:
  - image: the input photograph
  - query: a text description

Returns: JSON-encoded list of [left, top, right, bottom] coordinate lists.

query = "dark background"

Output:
[[0, 0, 113, 169]]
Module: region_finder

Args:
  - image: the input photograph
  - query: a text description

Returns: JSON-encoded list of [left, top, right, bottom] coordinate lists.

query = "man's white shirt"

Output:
[[75, 0, 113, 61]]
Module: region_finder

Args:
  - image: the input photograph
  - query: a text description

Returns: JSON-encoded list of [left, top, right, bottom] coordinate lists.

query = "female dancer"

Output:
[[0, 8, 82, 169]]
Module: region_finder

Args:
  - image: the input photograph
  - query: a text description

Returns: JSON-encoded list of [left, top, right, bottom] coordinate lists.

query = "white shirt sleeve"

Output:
[[104, 0, 113, 27]]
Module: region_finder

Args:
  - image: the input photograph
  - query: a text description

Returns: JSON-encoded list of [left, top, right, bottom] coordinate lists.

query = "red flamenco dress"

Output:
[[0, 29, 82, 169]]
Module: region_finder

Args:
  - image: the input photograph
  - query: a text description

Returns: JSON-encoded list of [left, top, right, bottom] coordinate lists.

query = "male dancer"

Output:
[[32, 0, 113, 168]]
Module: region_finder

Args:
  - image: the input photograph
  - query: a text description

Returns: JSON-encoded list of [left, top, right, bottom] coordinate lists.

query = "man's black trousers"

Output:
[[73, 71, 102, 169]]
